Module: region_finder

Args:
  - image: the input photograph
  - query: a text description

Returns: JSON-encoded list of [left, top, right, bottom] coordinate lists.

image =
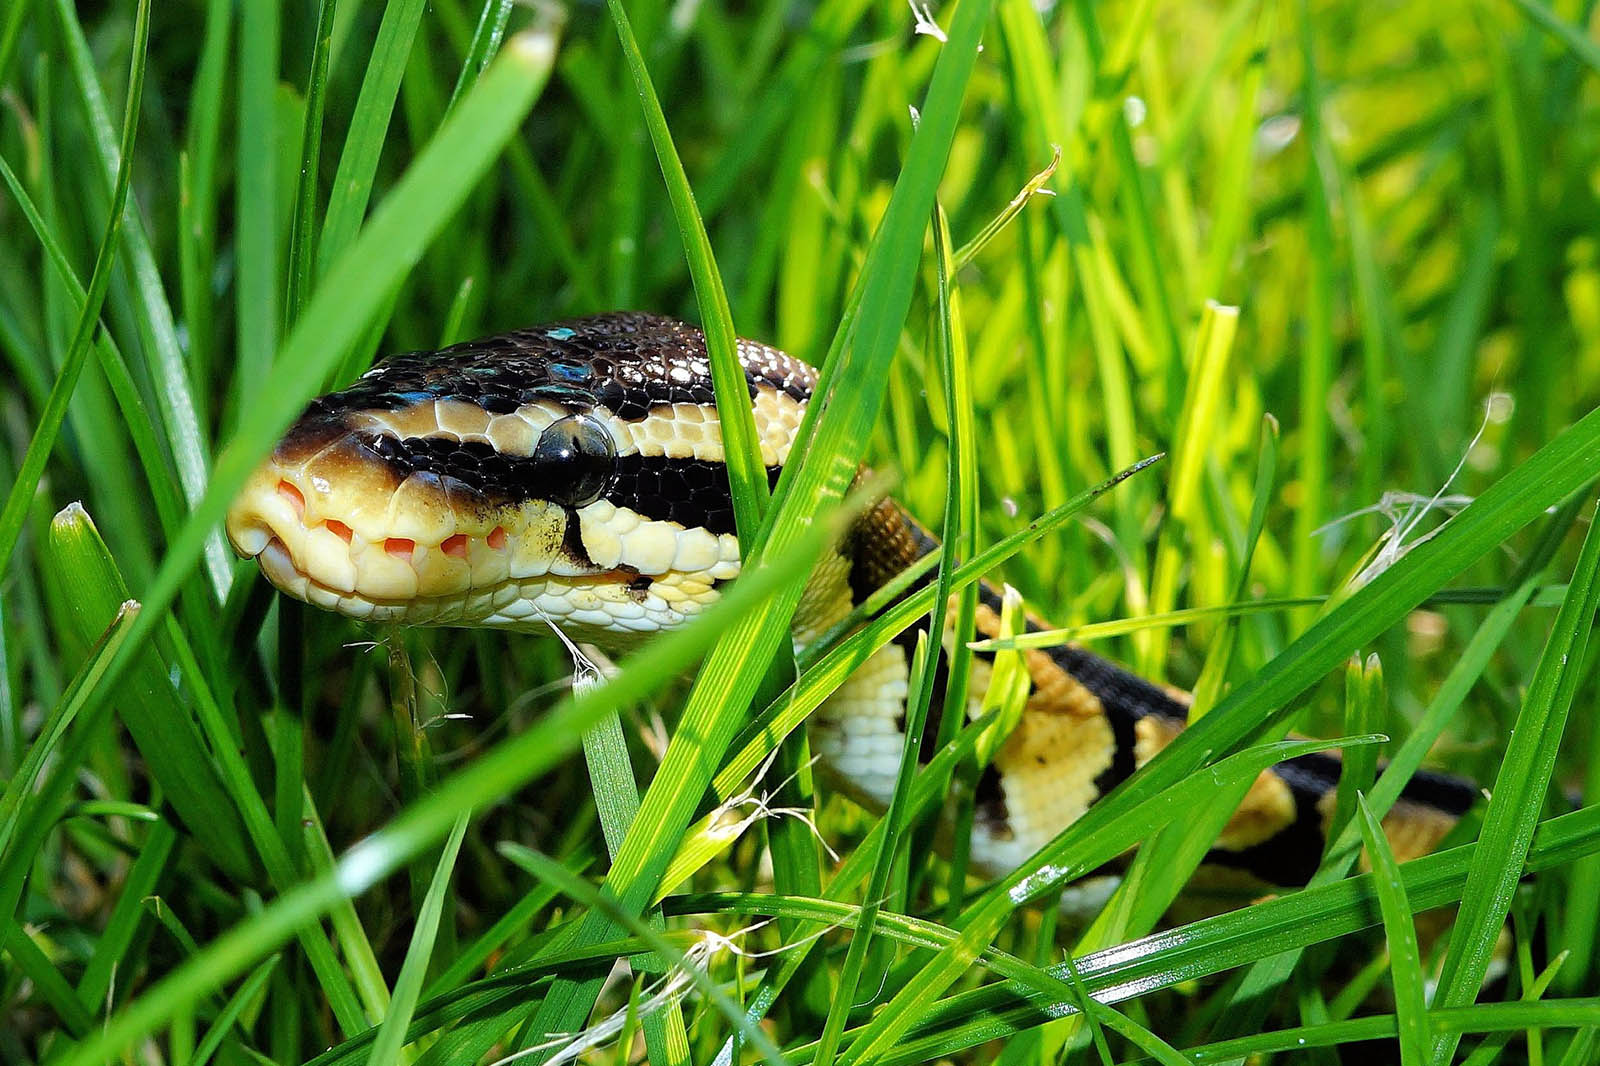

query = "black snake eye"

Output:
[[533, 414, 615, 507]]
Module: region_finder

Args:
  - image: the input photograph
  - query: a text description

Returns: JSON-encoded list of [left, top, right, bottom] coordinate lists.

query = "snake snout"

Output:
[[224, 427, 428, 606]]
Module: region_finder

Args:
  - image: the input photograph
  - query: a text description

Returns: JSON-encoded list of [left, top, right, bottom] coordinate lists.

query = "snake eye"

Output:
[[533, 414, 615, 507]]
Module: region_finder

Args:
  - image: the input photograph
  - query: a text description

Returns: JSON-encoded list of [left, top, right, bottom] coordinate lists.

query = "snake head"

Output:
[[225, 315, 810, 640]]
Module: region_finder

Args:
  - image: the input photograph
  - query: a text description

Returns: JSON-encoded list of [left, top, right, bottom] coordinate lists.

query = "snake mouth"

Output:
[[226, 467, 532, 619], [226, 456, 735, 635]]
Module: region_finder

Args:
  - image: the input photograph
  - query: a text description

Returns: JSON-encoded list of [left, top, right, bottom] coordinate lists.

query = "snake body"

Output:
[[226, 313, 1477, 886]]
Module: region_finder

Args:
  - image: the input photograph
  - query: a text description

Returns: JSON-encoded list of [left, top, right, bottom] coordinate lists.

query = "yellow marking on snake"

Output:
[[227, 313, 1480, 888]]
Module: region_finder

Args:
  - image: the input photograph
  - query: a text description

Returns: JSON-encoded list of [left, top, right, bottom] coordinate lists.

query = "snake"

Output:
[[225, 312, 1478, 890]]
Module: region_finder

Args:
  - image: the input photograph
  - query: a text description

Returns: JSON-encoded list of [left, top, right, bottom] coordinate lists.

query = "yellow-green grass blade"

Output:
[[813, 201, 984, 1066], [930, 202, 984, 907], [520, 0, 997, 1052], [1145, 300, 1239, 676], [604, 0, 766, 540]]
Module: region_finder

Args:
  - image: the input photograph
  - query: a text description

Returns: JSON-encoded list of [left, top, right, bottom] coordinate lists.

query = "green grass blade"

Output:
[[285, 0, 340, 325], [188, 956, 280, 1066], [0, 0, 149, 575], [317, 0, 431, 279], [1357, 792, 1429, 1066], [364, 813, 470, 1066], [1506, 0, 1600, 72], [232, 0, 281, 412], [51, 0, 227, 595], [521, 0, 996, 1051], [41, 504, 252, 878], [603, 0, 766, 538], [446, 0, 516, 111], [1429, 494, 1600, 1063]]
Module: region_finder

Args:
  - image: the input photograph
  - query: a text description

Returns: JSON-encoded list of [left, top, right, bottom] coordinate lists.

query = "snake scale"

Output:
[[225, 312, 1478, 892]]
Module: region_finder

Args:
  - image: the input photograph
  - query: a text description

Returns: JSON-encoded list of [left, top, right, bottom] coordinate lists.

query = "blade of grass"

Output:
[[446, 0, 517, 112], [75, 820, 177, 1011], [1357, 792, 1429, 1066], [188, 956, 280, 1066], [285, 0, 340, 326], [233, 0, 280, 414], [1429, 494, 1600, 1064], [578, 681, 690, 1066], [1291, 0, 1336, 633], [1177, 1001, 1600, 1065], [364, 813, 470, 1066], [0, 602, 137, 927], [317, 0, 431, 281], [3, 924, 94, 1036], [604, 0, 765, 539], [1213, 497, 1581, 1036], [520, 0, 996, 1053], [51, 0, 228, 596], [41, 504, 251, 877], [819, 804, 1600, 1061], [507, 847, 787, 1066], [1506, 0, 1600, 73], [177, 0, 232, 402]]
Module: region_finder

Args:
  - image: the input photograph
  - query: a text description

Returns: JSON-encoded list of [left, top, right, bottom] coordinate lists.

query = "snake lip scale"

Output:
[[227, 311, 1479, 888]]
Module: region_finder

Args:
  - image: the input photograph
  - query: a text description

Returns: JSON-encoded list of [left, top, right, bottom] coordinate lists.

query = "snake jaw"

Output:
[[225, 432, 737, 638], [227, 445, 556, 610]]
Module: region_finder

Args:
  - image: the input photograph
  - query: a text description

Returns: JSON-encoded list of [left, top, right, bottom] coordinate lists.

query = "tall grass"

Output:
[[2, 0, 1599, 1064]]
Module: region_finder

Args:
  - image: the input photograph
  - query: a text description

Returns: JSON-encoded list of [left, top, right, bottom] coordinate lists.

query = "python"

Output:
[[226, 311, 1478, 889]]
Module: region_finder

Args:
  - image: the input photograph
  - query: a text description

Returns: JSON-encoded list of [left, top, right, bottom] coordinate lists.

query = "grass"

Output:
[[2, 0, 1600, 1064]]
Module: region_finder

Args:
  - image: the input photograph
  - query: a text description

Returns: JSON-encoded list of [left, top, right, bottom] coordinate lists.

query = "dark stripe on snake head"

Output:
[[361, 434, 781, 536]]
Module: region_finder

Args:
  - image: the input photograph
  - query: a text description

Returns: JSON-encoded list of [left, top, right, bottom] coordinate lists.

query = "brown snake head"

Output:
[[225, 313, 813, 642]]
